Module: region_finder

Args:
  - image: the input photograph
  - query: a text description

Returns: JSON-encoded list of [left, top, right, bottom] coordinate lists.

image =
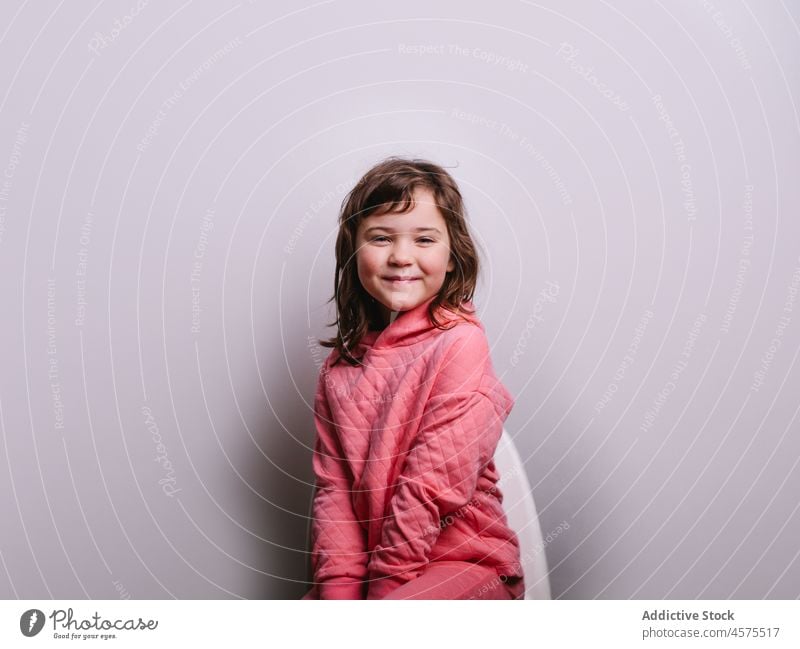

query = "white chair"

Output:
[[305, 428, 553, 600], [493, 429, 552, 599]]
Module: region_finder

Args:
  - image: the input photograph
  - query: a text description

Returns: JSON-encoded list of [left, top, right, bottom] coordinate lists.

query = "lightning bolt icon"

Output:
[[28, 611, 38, 632]]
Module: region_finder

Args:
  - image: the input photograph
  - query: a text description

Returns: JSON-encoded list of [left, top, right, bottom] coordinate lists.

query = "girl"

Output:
[[302, 157, 524, 600]]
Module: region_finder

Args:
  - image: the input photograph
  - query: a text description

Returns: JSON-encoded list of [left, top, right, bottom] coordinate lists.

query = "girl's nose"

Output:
[[388, 242, 413, 265]]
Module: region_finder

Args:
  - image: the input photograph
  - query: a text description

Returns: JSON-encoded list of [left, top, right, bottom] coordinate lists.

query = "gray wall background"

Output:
[[0, 0, 798, 600]]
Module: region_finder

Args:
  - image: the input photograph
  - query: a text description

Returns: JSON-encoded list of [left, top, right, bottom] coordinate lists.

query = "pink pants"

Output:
[[302, 561, 525, 600]]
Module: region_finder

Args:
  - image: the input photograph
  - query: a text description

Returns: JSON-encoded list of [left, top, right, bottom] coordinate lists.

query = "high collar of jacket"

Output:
[[358, 296, 482, 352]]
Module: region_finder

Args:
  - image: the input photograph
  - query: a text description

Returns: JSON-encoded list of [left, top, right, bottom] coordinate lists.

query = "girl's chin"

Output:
[[378, 296, 417, 313]]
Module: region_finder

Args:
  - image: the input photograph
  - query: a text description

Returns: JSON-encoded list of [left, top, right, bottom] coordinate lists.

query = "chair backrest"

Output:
[[493, 429, 552, 599]]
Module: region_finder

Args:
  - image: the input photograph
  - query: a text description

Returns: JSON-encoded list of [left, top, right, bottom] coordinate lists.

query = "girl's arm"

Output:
[[309, 371, 369, 599], [365, 328, 514, 600]]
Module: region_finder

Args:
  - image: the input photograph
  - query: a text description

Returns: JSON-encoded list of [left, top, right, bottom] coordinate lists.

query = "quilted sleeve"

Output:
[[365, 328, 514, 599], [309, 369, 368, 599]]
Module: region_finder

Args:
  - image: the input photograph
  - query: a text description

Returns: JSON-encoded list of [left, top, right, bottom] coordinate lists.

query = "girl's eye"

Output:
[[369, 235, 435, 243]]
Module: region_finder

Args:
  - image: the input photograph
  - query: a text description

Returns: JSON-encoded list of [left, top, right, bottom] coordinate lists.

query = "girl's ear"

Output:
[[447, 256, 455, 273]]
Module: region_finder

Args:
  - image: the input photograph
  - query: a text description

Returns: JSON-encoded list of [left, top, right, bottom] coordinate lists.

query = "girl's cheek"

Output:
[[356, 250, 373, 268], [363, 249, 385, 268]]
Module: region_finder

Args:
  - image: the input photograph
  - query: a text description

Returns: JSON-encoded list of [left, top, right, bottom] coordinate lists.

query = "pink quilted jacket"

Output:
[[308, 295, 523, 599]]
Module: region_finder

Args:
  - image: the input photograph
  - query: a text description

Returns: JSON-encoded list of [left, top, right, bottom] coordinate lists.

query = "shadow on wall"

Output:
[[239, 342, 317, 599]]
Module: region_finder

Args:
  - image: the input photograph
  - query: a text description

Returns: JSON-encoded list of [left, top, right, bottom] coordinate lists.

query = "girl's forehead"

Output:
[[359, 198, 446, 231]]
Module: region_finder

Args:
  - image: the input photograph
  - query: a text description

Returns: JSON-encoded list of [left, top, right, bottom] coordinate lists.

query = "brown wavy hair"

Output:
[[319, 156, 481, 366]]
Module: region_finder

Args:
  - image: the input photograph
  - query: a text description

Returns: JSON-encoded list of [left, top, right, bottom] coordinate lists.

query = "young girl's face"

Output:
[[355, 188, 455, 317]]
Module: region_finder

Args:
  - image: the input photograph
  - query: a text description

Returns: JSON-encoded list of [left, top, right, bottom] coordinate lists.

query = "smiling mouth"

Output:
[[383, 277, 421, 282]]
